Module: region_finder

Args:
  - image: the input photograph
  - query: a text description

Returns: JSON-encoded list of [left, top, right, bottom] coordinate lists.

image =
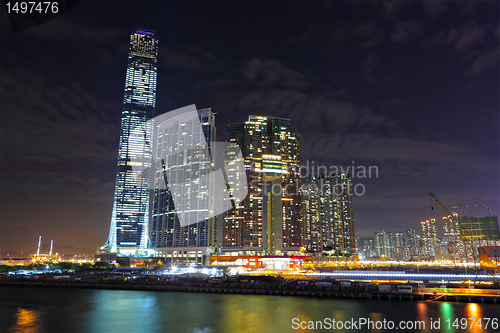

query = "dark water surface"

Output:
[[1, 286, 499, 333]]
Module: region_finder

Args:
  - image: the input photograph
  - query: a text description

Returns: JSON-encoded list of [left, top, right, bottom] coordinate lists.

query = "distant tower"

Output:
[[420, 219, 438, 259], [393, 232, 404, 260], [37, 236, 42, 256], [333, 172, 355, 253], [374, 231, 394, 259], [404, 229, 420, 261], [103, 27, 158, 254]]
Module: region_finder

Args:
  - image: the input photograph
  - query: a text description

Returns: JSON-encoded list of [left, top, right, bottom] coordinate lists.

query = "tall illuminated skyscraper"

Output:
[[103, 28, 158, 254], [223, 116, 301, 253]]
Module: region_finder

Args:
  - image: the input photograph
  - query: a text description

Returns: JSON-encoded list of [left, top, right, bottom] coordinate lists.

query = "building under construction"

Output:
[[458, 216, 499, 242], [429, 193, 499, 262]]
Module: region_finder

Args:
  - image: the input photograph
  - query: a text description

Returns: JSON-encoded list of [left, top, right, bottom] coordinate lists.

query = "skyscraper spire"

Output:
[[102, 28, 158, 254]]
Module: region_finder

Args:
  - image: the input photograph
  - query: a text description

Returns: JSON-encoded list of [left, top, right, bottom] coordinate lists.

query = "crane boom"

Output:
[[428, 192, 456, 222]]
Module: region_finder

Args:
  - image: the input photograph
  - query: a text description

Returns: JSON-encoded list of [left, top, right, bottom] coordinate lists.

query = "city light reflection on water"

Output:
[[416, 302, 430, 333], [466, 303, 483, 333], [87, 291, 159, 333], [440, 302, 454, 333], [11, 308, 39, 333], [1, 287, 499, 333]]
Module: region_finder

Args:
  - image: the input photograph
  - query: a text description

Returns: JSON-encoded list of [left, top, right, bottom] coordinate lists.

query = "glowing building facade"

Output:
[[223, 116, 301, 252], [302, 172, 355, 254], [459, 216, 500, 242], [374, 231, 394, 259], [404, 229, 421, 261], [420, 219, 439, 259], [103, 28, 158, 253], [151, 109, 216, 248]]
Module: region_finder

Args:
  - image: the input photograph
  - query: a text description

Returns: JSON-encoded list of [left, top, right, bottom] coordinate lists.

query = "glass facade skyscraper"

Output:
[[151, 109, 217, 248], [103, 28, 158, 253]]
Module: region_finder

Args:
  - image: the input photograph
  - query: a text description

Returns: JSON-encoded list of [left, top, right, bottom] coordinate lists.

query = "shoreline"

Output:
[[2, 279, 499, 304]]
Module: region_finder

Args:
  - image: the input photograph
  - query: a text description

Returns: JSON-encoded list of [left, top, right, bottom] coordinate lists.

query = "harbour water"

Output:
[[1, 286, 499, 333]]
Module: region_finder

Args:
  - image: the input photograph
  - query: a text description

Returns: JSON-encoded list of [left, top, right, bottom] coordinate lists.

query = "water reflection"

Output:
[[11, 308, 39, 333], [369, 312, 383, 333], [416, 302, 431, 333], [440, 302, 454, 333], [466, 303, 483, 333], [87, 291, 159, 333], [2, 287, 499, 333]]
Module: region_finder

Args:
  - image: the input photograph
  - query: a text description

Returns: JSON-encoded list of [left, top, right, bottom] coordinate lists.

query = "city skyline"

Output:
[[1, 1, 499, 253]]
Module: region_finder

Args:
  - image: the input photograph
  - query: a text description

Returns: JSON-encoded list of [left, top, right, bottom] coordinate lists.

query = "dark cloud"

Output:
[[1, 66, 120, 165], [427, 21, 485, 50], [354, 20, 386, 51], [243, 59, 307, 89], [422, 0, 449, 18], [290, 25, 322, 44], [391, 20, 423, 42], [383, 0, 410, 17], [469, 46, 500, 75], [360, 53, 378, 84]]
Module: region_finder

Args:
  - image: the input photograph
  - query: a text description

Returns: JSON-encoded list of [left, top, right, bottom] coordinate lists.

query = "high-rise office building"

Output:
[[151, 109, 216, 249], [302, 172, 355, 254], [223, 116, 301, 252], [103, 28, 158, 254]]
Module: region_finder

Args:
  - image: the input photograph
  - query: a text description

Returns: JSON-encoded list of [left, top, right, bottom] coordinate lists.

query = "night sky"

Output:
[[1, 1, 499, 253]]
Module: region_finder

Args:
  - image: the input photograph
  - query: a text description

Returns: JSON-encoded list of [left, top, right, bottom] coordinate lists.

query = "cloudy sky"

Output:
[[1, 1, 499, 253]]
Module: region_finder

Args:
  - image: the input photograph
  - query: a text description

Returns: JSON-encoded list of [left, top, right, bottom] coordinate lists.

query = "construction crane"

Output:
[[429, 193, 456, 222], [428, 193, 467, 261]]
